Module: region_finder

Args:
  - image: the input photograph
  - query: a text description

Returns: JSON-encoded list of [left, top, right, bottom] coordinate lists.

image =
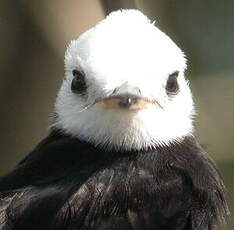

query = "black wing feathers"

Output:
[[0, 131, 228, 230]]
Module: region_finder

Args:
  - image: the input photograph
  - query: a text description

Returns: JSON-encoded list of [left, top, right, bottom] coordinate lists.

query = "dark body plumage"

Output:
[[0, 129, 228, 230]]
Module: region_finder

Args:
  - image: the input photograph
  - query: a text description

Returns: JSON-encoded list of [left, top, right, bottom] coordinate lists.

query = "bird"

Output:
[[0, 9, 228, 230]]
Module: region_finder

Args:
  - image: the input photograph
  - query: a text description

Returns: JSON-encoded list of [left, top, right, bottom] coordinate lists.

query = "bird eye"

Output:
[[166, 71, 179, 94], [71, 69, 87, 94]]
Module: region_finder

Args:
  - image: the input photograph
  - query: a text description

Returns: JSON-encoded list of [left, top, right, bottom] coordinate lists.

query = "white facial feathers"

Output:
[[54, 9, 195, 150]]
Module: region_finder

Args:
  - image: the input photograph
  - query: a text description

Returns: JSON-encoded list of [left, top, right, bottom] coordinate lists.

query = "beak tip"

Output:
[[118, 97, 134, 109]]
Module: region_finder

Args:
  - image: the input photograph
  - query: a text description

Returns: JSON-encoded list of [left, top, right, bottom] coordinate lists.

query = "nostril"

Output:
[[112, 88, 118, 94], [137, 88, 141, 95], [118, 97, 134, 109]]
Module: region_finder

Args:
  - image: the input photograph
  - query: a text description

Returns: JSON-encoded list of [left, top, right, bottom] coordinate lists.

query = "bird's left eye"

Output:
[[166, 71, 179, 94], [71, 69, 87, 94]]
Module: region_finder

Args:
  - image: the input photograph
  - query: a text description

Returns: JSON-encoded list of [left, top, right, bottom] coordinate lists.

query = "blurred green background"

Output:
[[0, 0, 233, 229]]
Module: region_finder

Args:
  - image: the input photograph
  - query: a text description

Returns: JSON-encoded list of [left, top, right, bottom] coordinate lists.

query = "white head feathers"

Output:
[[54, 9, 195, 150]]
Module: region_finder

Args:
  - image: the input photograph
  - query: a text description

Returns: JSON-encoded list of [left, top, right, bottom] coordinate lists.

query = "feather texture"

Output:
[[0, 129, 228, 230]]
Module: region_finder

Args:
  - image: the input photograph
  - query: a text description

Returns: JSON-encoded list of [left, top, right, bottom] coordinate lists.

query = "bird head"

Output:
[[54, 9, 194, 150]]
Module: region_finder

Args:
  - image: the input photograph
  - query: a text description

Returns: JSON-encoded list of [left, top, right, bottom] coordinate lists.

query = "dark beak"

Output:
[[96, 83, 155, 111]]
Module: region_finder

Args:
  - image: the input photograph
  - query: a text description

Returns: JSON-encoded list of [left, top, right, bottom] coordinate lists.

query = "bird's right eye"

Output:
[[71, 69, 87, 94], [166, 71, 179, 95]]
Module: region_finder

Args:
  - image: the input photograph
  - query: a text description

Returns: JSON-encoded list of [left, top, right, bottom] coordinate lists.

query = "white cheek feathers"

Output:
[[53, 9, 195, 150]]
